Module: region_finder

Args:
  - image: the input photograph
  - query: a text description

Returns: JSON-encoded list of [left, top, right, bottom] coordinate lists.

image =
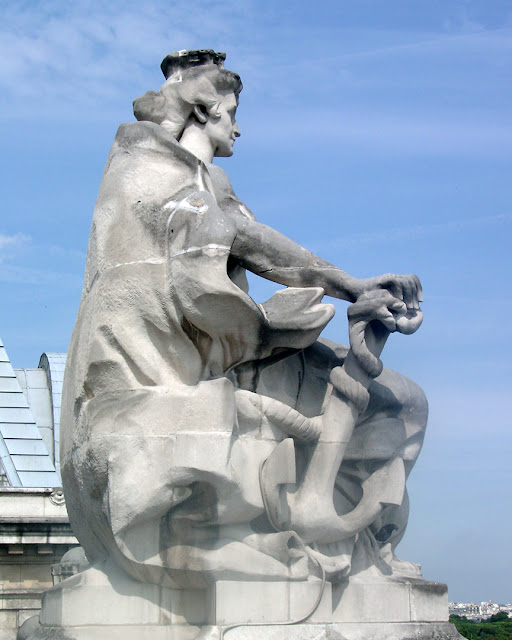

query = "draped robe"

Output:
[[61, 121, 427, 588]]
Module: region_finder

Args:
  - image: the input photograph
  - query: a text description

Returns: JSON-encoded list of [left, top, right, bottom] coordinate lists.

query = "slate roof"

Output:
[[0, 336, 61, 488]]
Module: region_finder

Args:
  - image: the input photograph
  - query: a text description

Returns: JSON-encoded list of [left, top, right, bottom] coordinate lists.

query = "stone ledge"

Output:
[[332, 577, 449, 623], [26, 622, 465, 640], [29, 624, 202, 640], [333, 622, 465, 640]]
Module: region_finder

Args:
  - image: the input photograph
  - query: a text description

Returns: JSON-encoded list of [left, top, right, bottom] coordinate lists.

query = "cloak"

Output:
[[60, 121, 334, 587]]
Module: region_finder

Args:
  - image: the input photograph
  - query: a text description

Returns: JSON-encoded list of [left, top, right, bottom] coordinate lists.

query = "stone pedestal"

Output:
[[37, 563, 205, 637], [28, 562, 464, 640], [332, 575, 449, 624]]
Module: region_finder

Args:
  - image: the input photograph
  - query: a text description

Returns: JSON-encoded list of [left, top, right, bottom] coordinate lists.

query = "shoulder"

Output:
[[207, 164, 233, 192], [208, 164, 256, 221], [114, 121, 172, 149], [112, 122, 198, 170]]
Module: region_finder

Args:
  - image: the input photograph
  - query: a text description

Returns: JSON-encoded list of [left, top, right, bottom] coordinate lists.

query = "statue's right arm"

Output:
[[230, 218, 359, 302], [230, 218, 423, 310]]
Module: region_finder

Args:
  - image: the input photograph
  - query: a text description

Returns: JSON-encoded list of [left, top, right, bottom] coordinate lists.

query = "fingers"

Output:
[[381, 273, 402, 301], [376, 307, 398, 332], [388, 297, 407, 314], [389, 274, 422, 311], [401, 278, 415, 310], [361, 273, 423, 314], [414, 274, 423, 303], [409, 275, 422, 309], [349, 290, 407, 333], [377, 294, 407, 331], [353, 275, 424, 336]]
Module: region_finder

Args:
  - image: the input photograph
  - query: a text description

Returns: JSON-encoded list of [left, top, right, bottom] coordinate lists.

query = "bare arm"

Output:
[[231, 219, 358, 301], [231, 218, 423, 309]]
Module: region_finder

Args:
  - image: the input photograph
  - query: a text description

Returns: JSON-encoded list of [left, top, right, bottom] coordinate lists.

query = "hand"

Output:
[[346, 287, 423, 380], [349, 289, 422, 337], [352, 273, 423, 312]]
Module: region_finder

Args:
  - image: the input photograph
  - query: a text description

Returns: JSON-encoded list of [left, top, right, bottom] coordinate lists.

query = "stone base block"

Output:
[[213, 579, 331, 624], [335, 622, 464, 640], [38, 563, 208, 628], [27, 622, 465, 640], [29, 561, 462, 639], [36, 563, 332, 629], [29, 624, 346, 640], [332, 576, 449, 623], [28, 623, 201, 640], [211, 624, 347, 639]]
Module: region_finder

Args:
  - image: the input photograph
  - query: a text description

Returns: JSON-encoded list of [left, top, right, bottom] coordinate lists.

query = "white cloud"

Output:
[[0, 264, 82, 287], [324, 212, 512, 248], [47, 245, 87, 262], [0, 0, 257, 116], [0, 232, 27, 249], [304, 26, 512, 69], [0, 233, 30, 262], [0, 234, 84, 284]]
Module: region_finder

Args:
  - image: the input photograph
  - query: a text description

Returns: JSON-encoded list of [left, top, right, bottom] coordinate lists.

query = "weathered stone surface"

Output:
[[331, 575, 449, 624], [28, 49, 447, 639], [39, 561, 208, 628], [333, 622, 464, 640], [26, 622, 465, 640]]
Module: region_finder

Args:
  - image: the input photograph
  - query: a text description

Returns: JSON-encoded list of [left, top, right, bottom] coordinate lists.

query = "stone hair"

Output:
[[133, 64, 242, 140]]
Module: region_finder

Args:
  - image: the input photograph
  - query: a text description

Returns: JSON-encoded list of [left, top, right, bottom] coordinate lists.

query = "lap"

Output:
[[257, 337, 428, 465]]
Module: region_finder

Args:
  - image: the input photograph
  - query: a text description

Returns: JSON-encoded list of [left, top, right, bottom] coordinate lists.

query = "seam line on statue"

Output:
[[169, 244, 231, 258], [258, 266, 341, 273], [107, 259, 166, 270]]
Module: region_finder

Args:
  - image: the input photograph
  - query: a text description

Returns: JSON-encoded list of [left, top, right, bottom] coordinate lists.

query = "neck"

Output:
[[178, 119, 214, 164]]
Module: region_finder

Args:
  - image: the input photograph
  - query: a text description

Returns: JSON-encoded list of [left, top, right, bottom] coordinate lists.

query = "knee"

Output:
[[371, 369, 428, 426]]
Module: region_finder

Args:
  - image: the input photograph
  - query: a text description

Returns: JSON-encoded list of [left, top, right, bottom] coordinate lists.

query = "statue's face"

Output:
[[205, 91, 240, 157]]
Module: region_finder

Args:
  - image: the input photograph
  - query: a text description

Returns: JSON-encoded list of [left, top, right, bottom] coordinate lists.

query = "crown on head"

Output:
[[161, 49, 227, 80]]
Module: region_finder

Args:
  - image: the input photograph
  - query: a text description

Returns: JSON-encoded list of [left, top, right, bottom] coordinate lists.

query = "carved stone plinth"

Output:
[[29, 622, 464, 640], [29, 561, 463, 640]]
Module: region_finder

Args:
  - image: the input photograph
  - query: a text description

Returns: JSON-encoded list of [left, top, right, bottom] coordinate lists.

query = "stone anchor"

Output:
[[261, 290, 422, 554]]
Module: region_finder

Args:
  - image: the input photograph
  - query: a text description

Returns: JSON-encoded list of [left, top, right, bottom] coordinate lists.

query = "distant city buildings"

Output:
[[449, 601, 512, 621]]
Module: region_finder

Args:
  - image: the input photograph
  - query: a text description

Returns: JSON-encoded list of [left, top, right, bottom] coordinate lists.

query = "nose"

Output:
[[233, 122, 241, 138]]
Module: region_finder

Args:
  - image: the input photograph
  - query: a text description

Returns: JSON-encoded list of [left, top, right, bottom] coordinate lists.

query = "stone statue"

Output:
[[30, 50, 463, 640]]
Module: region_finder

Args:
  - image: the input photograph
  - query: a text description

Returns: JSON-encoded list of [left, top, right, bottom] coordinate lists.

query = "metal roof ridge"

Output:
[[0, 337, 60, 488]]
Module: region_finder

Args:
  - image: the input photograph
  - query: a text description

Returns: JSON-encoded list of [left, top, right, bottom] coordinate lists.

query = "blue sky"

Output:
[[1, 0, 511, 603]]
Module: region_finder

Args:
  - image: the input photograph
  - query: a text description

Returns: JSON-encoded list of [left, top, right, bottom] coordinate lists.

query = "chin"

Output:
[[215, 148, 234, 158]]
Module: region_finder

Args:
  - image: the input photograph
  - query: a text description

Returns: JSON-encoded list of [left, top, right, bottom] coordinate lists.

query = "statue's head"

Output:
[[133, 50, 242, 149]]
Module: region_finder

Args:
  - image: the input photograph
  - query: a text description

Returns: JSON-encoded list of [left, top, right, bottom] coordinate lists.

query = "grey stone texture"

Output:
[[30, 50, 461, 639]]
